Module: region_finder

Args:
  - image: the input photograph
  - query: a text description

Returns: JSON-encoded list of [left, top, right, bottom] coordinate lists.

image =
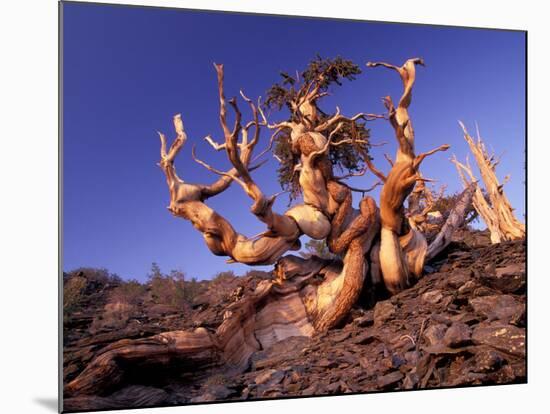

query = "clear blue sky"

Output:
[[62, 2, 525, 281]]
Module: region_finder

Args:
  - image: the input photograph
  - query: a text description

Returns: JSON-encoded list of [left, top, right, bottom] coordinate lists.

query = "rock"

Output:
[[402, 372, 420, 389], [373, 301, 396, 326], [358, 357, 370, 370], [431, 313, 452, 325], [354, 312, 374, 327], [422, 290, 443, 304], [458, 280, 477, 295], [301, 384, 318, 396], [255, 369, 278, 385], [325, 380, 348, 394], [318, 358, 338, 369], [352, 331, 377, 345], [423, 323, 447, 346], [286, 369, 303, 384], [110, 385, 169, 407], [285, 383, 302, 393], [510, 360, 527, 379], [446, 272, 470, 289], [472, 286, 498, 297], [495, 263, 524, 277], [191, 384, 234, 402], [443, 322, 472, 347], [480, 263, 525, 294], [404, 351, 420, 365], [331, 331, 352, 343], [63, 236, 525, 410], [473, 349, 505, 372], [472, 322, 525, 357], [423, 344, 473, 355], [449, 312, 478, 325], [469, 295, 524, 324], [251, 336, 312, 370], [391, 353, 407, 369], [377, 371, 403, 388]]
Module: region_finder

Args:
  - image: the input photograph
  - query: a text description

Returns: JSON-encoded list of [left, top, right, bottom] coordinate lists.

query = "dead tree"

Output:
[[425, 182, 476, 261], [66, 58, 468, 397], [452, 122, 525, 243], [407, 175, 447, 236]]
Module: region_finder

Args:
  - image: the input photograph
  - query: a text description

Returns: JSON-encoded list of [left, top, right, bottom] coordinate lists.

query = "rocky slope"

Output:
[[63, 231, 526, 411]]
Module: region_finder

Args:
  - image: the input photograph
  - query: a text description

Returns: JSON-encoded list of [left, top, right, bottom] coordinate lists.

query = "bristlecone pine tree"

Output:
[[66, 57, 479, 397], [452, 122, 525, 244]]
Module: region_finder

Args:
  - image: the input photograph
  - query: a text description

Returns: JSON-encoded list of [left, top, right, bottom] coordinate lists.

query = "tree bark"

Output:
[[452, 122, 525, 243], [426, 182, 476, 261], [65, 58, 472, 400], [367, 58, 449, 294]]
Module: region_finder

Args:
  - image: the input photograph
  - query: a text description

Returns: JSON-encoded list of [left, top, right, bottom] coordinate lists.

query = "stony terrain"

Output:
[[63, 230, 526, 412]]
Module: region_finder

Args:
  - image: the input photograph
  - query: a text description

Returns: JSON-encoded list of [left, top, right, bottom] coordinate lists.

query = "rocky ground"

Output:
[[63, 230, 526, 412]]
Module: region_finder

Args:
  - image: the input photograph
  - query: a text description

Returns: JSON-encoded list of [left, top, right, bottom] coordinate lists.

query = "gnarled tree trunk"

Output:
[[367, 58, 449, 294], [66, 58, 460, 399]]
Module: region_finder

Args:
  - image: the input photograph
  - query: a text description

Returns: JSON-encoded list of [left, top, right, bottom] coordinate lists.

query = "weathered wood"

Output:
[[452, 123, 525, 243], [66, 257, 340, 396], [309, 196, 381, 330], [65, 328, 217, 396], [66, 58, 471, 400], [367, 58, 449, 294], [426, 182, 476, 261]]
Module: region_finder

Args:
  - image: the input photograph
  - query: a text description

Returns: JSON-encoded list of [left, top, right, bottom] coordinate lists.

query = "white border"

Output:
[[1, 1, 547, 413]]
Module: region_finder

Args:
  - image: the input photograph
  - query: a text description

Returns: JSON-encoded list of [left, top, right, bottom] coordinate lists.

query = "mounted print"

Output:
[[61, 1, 526, 412]]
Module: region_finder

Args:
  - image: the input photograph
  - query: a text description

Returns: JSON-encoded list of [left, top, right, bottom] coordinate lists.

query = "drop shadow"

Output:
[[34, 397, 59, 412]]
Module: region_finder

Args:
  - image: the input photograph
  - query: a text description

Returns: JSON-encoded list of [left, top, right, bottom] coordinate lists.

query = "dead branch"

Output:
[[426, 182, 476, 260], [453, 122, 525, 242]]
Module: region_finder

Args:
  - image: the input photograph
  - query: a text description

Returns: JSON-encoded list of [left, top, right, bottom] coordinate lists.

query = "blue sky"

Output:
[[62, 2, 525, 281]]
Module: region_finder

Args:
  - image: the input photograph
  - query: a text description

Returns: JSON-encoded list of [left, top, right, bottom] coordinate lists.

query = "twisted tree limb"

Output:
[[368, 58, 449, 294], [66, 58, 473, 401]]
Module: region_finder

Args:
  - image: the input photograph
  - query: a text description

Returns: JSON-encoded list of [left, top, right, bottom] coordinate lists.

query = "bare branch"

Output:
[[334, 164, 369, 180], [413, 144, 450, 170], [214, 63, 232, 139], [314, 107, 386, 133], [257, 97, 292, 130], [308, 122, 344, 160], [366, 61, 400, 71], [368, 58, 424, 109], [227, 97, 242, 141], [451, 154, 477, 184], [203, 134, 226, 151], [370, 140, 389, 147], [365, 156, 387, 183], [159, 114, 188, 164], [191, 145, 247, 188], [384, 153, 394, 167], [337, 180, 382, 194], [157, 131, 168, 160], [239, 90, 261, 147], [330, 138, 370, 147], [252, 127, 283, 163]]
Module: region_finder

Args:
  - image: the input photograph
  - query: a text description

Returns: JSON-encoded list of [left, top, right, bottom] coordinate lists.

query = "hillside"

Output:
[[63, 230, 526, 411]]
